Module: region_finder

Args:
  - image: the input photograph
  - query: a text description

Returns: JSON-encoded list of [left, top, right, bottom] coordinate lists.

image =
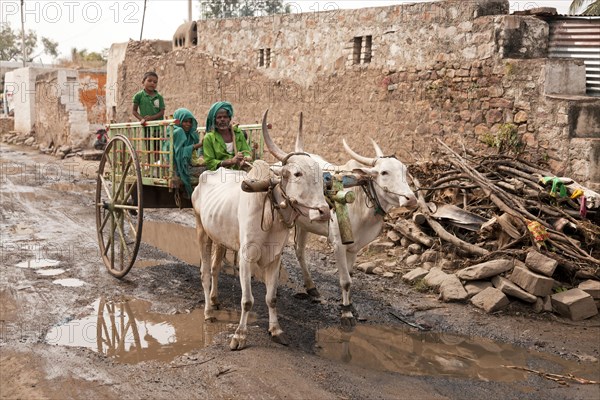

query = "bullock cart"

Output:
[[95, 119, 265, 278]]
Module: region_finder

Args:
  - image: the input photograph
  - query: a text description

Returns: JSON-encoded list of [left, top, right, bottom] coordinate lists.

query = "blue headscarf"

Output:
[[205, 101, 234, 133], [172, 108, 199, 196]]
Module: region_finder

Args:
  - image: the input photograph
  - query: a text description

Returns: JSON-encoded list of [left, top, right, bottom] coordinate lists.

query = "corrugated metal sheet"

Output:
[[548, 17, 600, 96]]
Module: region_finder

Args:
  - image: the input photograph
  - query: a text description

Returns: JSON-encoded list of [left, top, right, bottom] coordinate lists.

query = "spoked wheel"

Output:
[[96, 135, 143, 278]]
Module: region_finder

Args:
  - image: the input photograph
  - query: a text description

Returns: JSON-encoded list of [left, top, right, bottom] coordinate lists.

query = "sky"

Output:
[[1, 0, 573, 64]]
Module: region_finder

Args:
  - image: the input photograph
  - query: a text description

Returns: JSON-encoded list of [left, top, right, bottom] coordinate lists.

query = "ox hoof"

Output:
[[293, 292, 310, 300], [306, 287, 321, 298], [210, 301, 220, 310], [229, 336, 246, 351], [340, 316, 356, 331], [271, 332, 290, 346], [205, 316, 217, 323]]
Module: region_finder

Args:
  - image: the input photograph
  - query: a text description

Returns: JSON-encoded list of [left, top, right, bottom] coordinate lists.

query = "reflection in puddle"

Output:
[[53, 278, 86, 287], [316, 325, 600, 383], [15, 259, 60, 269], [36, 268, 66, 276], [45, 298, 251, 364]]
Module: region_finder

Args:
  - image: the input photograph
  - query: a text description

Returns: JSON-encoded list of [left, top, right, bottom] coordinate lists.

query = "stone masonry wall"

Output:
[[113, 0, 599, 187]]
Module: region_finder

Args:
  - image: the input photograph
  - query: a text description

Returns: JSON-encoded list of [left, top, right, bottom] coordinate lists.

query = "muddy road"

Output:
[[1, 144, 599, 400]]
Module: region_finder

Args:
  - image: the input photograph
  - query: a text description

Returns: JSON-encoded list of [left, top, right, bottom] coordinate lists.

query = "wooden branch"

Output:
[[393, 219, 435, 248], [413, 175, 489, 257]]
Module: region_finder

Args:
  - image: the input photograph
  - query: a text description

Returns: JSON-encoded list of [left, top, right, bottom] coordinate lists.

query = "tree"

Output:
[[569, 0, 600, 15], [70, 47, 106, 63], [0, 23, 58, 62], [199, 0, 289, 19]]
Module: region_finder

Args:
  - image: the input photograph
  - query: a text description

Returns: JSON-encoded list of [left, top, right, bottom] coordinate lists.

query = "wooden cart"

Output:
[[95, 119, 264, 278]]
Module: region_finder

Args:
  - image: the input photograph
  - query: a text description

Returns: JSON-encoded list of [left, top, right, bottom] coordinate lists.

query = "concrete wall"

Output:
[[106, 42, 129, 122], [4, 67, 53, 133], [35, 69, 107, 150]]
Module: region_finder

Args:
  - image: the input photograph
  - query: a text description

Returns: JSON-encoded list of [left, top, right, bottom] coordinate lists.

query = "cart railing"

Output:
[[105, 120, 265, 189]]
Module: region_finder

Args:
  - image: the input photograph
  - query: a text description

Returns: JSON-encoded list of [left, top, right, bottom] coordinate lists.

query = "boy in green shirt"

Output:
[[132, 71, 165, 164]]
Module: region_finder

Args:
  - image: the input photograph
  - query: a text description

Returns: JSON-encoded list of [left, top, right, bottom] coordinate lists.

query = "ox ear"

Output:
[[352, 167, 378, 178]]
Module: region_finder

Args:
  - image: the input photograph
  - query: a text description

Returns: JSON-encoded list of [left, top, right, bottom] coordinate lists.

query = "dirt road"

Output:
[[1, 144, 599, 399]]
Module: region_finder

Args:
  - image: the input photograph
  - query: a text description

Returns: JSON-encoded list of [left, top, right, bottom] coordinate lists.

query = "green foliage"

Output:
[[0, 23, 58, 62], [480, 123, 524, 155], [553, 286, 568, 294], [199, 0, 289, 19], [412, 279, 432, 293], [70, 47, 107, 63], [569, 0, 600, 15]]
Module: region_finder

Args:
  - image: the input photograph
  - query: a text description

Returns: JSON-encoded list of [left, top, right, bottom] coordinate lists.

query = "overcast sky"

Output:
[[1, 1, 572, 63]]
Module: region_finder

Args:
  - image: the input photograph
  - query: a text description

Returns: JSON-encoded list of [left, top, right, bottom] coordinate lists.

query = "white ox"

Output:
[[294, 137, 417, 327], [192, 111, 330, 350]]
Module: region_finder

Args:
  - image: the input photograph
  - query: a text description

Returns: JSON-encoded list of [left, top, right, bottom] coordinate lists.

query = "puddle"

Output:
[[45, 298, 252, 364], [142, 221, 288, 285], [35, 268, 66, 276], [15, 259, 60, 269], [142, 221, 200, 265], [316, 325, 600, 383], [53, 278, 86, 287], [133, 259, 170, 269]]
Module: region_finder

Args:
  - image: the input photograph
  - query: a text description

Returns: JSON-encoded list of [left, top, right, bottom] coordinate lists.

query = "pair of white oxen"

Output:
[[192, 111, 417, 350]]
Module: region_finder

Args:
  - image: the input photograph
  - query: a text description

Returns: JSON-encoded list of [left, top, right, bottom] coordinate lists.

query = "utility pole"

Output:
[[20, 0, 26, 66], [188, 0, 192, 22], [140, 0, 147, 40]]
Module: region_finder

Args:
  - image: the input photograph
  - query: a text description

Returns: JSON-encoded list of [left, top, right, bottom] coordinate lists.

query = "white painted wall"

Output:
[[3, 67, 55, 133], [106, 42, 129, 122]]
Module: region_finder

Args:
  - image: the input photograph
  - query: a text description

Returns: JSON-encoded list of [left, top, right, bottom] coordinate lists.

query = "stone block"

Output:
[[402, 267, 429, 283], [525, 250, 557, 277], [491, 276, 537, 303], [456, 259, 514, 281], [509, 265, 554, 296], [464, 281, 493, 298], [423, 267, 449, 288], [578, 280, 600, 300], [551, 289, 598, 321], [471, 287, 510, 313], [533, 295, 553, 313], [439, 274, 469, 302]]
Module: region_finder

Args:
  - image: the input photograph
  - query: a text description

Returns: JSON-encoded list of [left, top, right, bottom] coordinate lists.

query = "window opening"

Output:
[[353, 37, 362, 65]]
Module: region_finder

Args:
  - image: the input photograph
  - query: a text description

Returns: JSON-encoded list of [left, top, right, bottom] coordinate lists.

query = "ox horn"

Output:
[[370, 138, 384, 158], [262, 109, 287, 161], [343, 138, 376, 166], [294, 112, 304, 152]]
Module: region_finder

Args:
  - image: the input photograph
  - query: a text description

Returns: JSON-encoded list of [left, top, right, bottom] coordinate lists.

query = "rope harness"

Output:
[[260, 153, 325, 231]]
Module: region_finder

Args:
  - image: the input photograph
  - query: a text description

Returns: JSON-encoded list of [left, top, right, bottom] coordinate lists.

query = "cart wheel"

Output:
[[96, 135, 143, 278]]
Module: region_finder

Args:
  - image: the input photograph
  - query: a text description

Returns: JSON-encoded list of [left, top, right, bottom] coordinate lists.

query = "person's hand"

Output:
[[140, 118, 147, 126]]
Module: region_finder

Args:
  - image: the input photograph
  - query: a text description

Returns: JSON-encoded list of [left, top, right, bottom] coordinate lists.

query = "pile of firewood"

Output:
[[392, 139, 600, 282]]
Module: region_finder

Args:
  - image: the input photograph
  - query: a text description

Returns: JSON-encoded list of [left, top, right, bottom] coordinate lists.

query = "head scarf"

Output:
[[172, 108, 199, 196], [173, 107, 198, 134], [205, 101, 234, 133]]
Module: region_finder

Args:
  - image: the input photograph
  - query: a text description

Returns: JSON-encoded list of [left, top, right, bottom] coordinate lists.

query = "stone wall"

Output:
[[0, 117, 14, 134], [111, 0, 599, 188]]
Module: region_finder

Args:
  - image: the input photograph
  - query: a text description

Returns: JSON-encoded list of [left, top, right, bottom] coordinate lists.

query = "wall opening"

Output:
[[258, 48, 271, 68], [353, 37, 362, 65], [364, 35, 372, 64]]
